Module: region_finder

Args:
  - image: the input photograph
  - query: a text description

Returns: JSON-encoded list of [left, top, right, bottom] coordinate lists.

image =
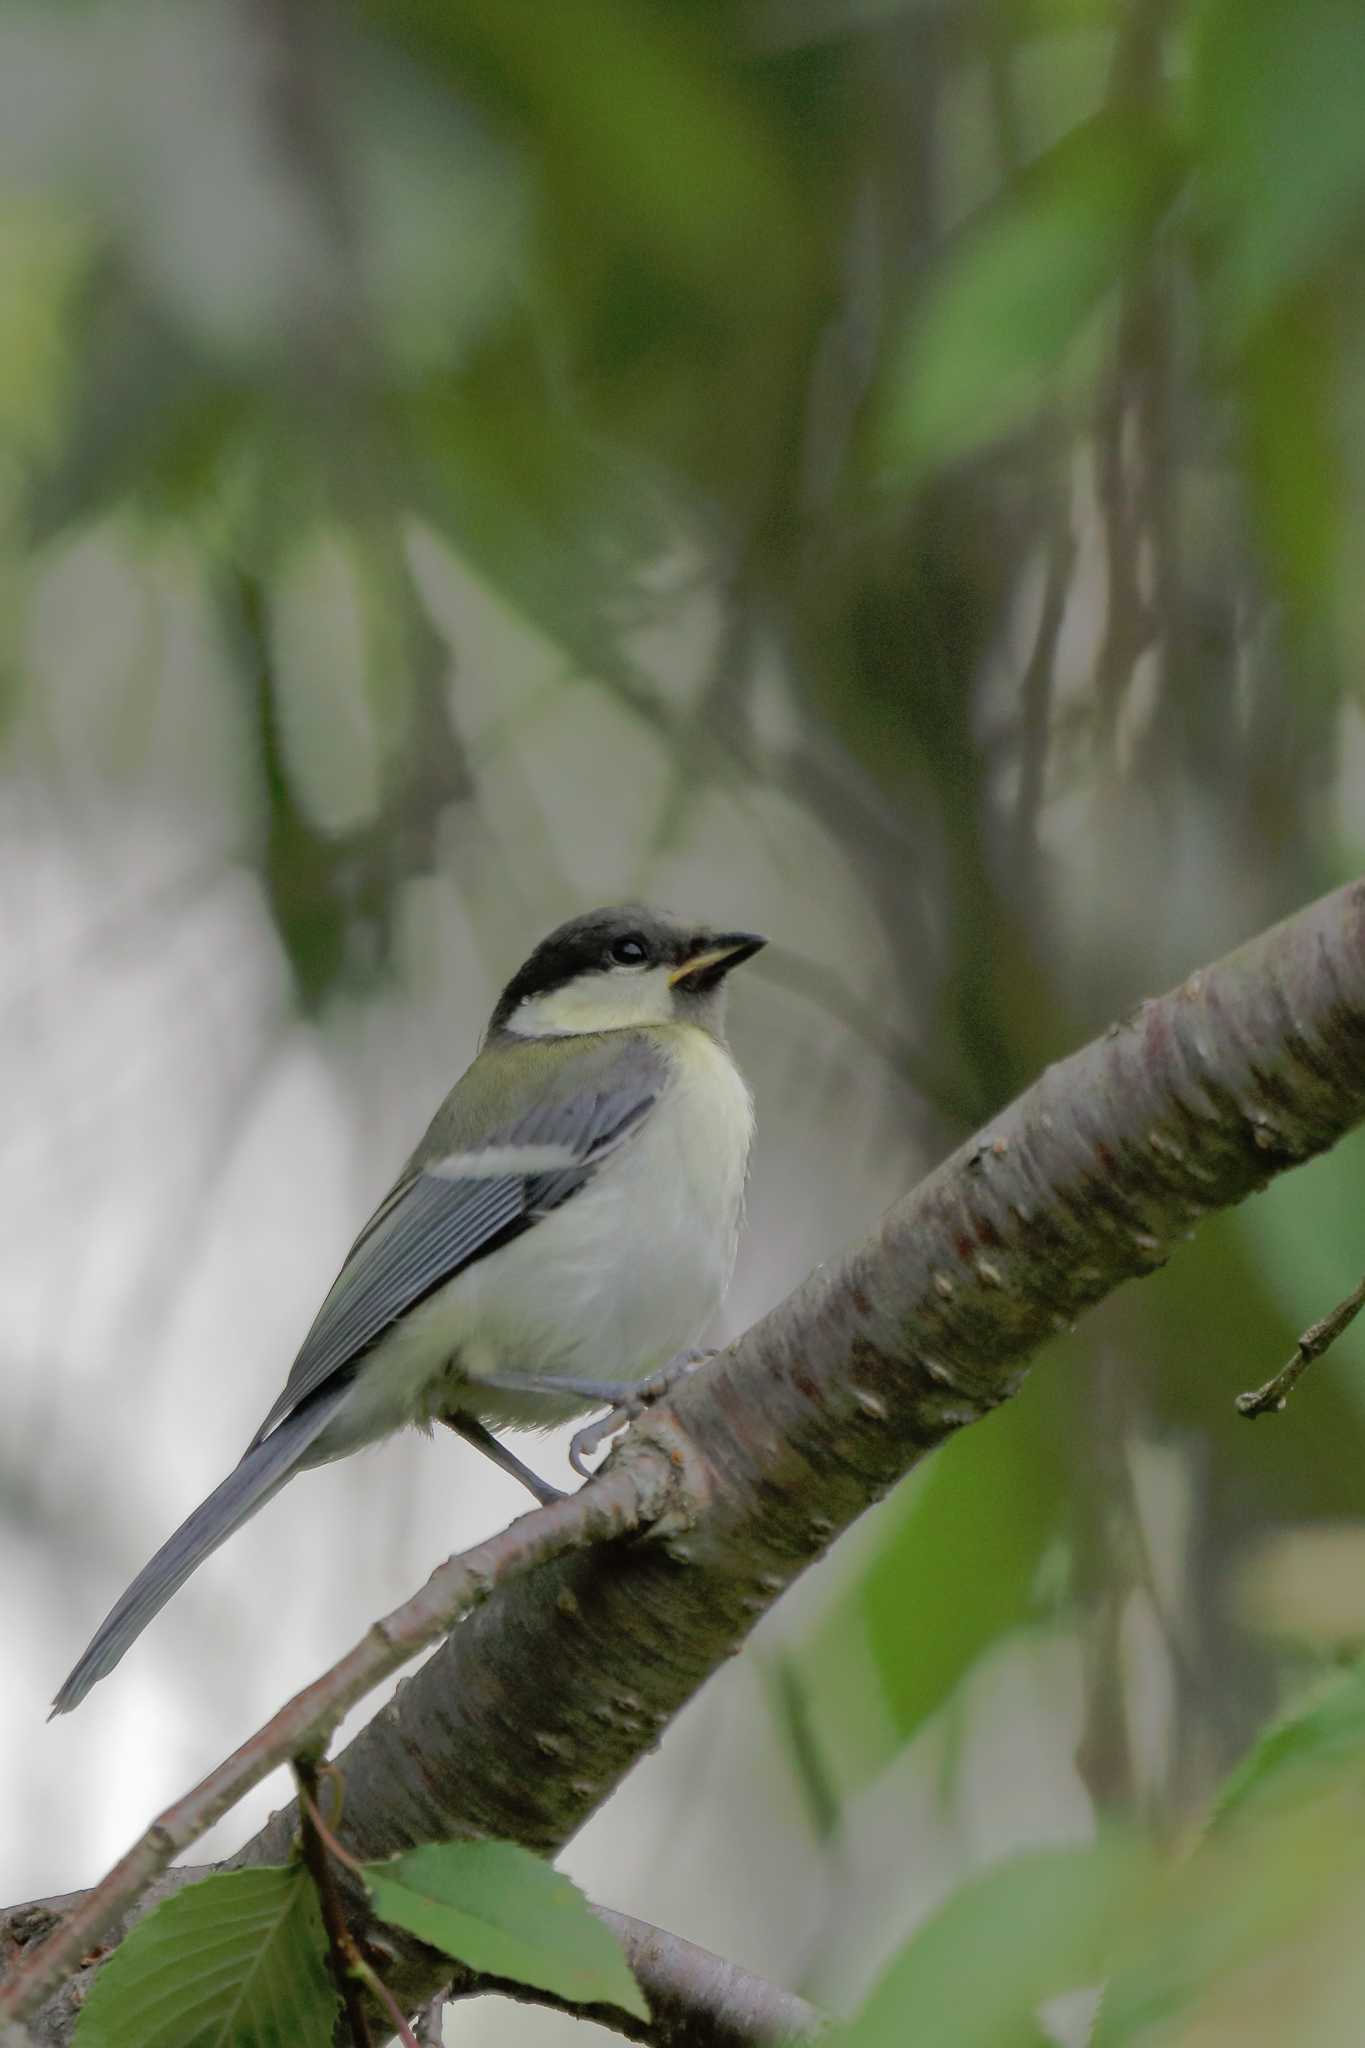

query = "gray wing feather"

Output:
[[248, 1050, 660, 1447], [281, 1176, 523, 1395], [51, 1379, 351, 1715]]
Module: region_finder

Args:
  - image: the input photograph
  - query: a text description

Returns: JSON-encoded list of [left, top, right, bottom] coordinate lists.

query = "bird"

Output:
[[51, 906, 765, 1714]]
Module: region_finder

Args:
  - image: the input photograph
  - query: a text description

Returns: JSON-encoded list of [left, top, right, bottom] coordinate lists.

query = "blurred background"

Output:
[[6, 0, 1365, 2041]]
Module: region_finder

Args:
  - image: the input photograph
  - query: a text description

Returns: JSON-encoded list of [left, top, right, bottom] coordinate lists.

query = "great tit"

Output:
[[52, 906, 765, 1715]]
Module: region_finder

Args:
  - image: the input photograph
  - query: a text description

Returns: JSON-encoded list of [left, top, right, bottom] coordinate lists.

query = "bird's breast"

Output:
[[454, 1026, 754, 1427]]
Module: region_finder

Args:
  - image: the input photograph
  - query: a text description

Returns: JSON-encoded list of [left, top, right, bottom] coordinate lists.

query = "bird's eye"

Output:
[[610, 934, 649, 966]]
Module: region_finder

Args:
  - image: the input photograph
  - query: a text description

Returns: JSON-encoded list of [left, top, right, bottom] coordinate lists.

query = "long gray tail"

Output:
[[50, 1386, 349, 1716]]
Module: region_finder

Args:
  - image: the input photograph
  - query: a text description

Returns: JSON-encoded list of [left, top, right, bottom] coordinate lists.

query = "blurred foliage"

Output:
[[844, 1836, 1145, 2047], [777, 1362, 1074, 1812], [840, 1657, 1365, 2045], [10, 0, 1365, 2039], [880, 108, 1181, 473], [1093, 1657, 1365, 2046]]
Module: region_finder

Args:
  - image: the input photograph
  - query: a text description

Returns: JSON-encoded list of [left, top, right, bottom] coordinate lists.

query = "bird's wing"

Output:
[[247, 1033, 665, 1447]]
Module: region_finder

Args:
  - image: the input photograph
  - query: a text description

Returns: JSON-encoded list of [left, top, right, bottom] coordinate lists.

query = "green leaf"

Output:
[[399, 332, 671, 700], [773, 1370, 1073, 1817], [861, 1376, 1071, 1750], [0, 199, 91, 463], [268, 526, 393, 839], [879, 111, 1179, 472], [1094, 1666, 1365, 2044], [842, 1837, 1144, 2048], [73, 1866, 336, 2048], [1238, 280, 1343, 619], [1094, 1736, 1365, 2045], [364, 0, 798, 305], [1194, 0, 1365, 332], [1210, 1658, 1365, 1834], [364, 1840, 648, 2021]]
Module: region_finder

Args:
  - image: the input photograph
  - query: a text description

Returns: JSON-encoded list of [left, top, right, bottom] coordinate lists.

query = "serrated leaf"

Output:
[[364, 1840, 647, 2021], [73, 1865, 337, 2048], [842, 1837, 1144, 2048]]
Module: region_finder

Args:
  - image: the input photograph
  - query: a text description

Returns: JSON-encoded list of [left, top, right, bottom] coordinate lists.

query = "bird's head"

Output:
[[488, 906, 766, 1039]]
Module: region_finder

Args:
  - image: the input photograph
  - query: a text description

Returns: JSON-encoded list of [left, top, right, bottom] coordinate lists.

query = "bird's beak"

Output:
[[668, 932, 767, 991]]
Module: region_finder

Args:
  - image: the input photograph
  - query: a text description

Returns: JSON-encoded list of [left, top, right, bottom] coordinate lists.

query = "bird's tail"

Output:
[[50, 1385, 349, 1716]]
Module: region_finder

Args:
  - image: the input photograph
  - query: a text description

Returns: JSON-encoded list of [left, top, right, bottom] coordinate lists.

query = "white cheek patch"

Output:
[[507, 965, 677, 1037], [430, 1144, 578, 1179]]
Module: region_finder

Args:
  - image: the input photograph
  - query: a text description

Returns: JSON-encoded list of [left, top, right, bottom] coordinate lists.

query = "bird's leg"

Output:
[[440, 1412, 565, 1506], [466, 1351, 716, 1482]]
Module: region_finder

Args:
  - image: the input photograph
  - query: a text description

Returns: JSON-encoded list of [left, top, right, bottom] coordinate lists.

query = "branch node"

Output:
[[616, 1411, 712, 1538]]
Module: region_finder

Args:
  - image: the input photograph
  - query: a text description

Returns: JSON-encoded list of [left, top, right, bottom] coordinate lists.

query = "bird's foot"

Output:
[[567, 1349, 715, 1478]]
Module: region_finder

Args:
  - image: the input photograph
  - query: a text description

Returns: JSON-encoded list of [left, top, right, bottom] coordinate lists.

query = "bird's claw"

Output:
[[568, 1349, 715, 1479], [568, 1405, 632, 1478]]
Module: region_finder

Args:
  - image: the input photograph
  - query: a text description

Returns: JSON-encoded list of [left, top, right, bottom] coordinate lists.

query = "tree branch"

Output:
[[603, 1912, 826, 2044], [10, 875, 1365, 2040], [441, 1908, 827, 2045]]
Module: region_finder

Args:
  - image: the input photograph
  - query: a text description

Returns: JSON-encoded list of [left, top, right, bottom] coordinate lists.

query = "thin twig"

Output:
[[294, 1761, 374, 2048], [296, 1773, 425, 2048], [350, 1957, 420, 2048], [299, 1785, 366, 1879], [0, 1454, 679, 2030], [1237, 1274, 1365, 1418]]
